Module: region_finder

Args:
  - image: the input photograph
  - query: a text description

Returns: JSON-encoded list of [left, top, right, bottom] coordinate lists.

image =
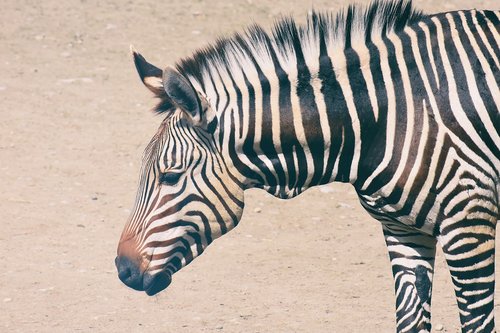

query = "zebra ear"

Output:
[[131, 46, 164, 95], [162, 66, 202, 123]]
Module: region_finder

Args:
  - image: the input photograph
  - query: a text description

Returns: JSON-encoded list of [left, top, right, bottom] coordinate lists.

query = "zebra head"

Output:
[[116, 50, 245, 295]]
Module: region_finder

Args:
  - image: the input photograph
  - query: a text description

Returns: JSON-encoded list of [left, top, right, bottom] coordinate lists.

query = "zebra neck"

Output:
[[204, 44, 384, 199]]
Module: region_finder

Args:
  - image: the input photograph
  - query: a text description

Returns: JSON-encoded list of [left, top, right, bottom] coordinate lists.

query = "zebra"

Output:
[[115, 0, 500, 331]]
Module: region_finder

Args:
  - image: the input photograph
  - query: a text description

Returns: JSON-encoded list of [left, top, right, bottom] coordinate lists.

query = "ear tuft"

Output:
[[131, 47, 163, 95], [162, 67, 201, 122]]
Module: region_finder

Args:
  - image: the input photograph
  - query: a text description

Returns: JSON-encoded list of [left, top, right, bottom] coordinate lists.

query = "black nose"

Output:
[[115, 256, 144, 291]]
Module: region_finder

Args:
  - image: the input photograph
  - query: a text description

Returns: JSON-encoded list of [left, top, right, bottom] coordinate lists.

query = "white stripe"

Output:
[[418, 21, 440, 89], [356, 43, 379, 121], [331, 126, 345, 179]]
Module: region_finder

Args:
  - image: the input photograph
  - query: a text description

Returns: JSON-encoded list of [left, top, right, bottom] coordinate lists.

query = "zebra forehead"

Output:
[[142, 114, 201, 164], [176, 0, 425, 87]]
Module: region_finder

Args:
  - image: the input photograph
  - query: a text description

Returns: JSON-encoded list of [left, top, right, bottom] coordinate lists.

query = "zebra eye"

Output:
[[159, 172, 182, 186]]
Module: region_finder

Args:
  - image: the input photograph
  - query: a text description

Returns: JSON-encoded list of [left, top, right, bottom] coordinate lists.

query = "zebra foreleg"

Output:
[[438, 220, 496, 333], [382, 222, 437, 333]]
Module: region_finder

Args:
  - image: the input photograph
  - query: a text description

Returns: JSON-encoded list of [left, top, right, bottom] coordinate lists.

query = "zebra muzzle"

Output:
[[115, 255, 172, 295]]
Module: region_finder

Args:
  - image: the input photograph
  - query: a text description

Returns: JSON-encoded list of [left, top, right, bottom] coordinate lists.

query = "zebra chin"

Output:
[[142, 271, 172, 296], [115, 255, 172, 296]]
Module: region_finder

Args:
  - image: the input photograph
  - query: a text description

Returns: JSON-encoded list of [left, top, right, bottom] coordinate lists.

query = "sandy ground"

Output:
[[0, 0, 498, 332]]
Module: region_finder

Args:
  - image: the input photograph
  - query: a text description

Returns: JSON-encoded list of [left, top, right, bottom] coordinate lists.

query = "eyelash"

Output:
[[159, 172, 182, 185]]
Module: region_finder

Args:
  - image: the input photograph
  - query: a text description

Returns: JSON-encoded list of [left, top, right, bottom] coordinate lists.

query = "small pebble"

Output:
[[58, 77, 93, 84], [336, 202, 352, 209], [253, 207, 262, 213], [3, 298, 12, 303], [435, 324, 444, 331]]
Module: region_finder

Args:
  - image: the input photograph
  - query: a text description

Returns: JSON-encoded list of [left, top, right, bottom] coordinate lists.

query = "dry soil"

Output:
[[1, 0, 498, 332]]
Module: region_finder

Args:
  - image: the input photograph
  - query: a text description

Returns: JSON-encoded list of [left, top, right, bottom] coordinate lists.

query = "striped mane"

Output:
[[166, 0, 426, 114]]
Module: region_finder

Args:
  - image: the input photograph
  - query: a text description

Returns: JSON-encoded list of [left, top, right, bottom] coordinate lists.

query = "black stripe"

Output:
[[317, 17, 346, 184], [344, 46, 376, 186], [355, 37, 388, 191]]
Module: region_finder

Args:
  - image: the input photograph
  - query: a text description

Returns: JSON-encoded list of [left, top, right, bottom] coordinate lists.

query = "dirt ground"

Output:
[[0, 0, 498, 332]]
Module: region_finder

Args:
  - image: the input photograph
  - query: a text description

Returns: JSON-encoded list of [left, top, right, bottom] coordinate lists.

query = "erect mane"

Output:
[[161, 0, 426, 114]]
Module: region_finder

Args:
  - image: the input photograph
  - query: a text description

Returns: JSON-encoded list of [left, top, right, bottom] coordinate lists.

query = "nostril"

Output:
[[118, 266, 131, 281], [115, 255, 144, 290]]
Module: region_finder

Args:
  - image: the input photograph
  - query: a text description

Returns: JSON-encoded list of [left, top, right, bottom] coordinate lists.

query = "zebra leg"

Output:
[[438, 221, 496, 332], [382, 222, 437, 333]]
